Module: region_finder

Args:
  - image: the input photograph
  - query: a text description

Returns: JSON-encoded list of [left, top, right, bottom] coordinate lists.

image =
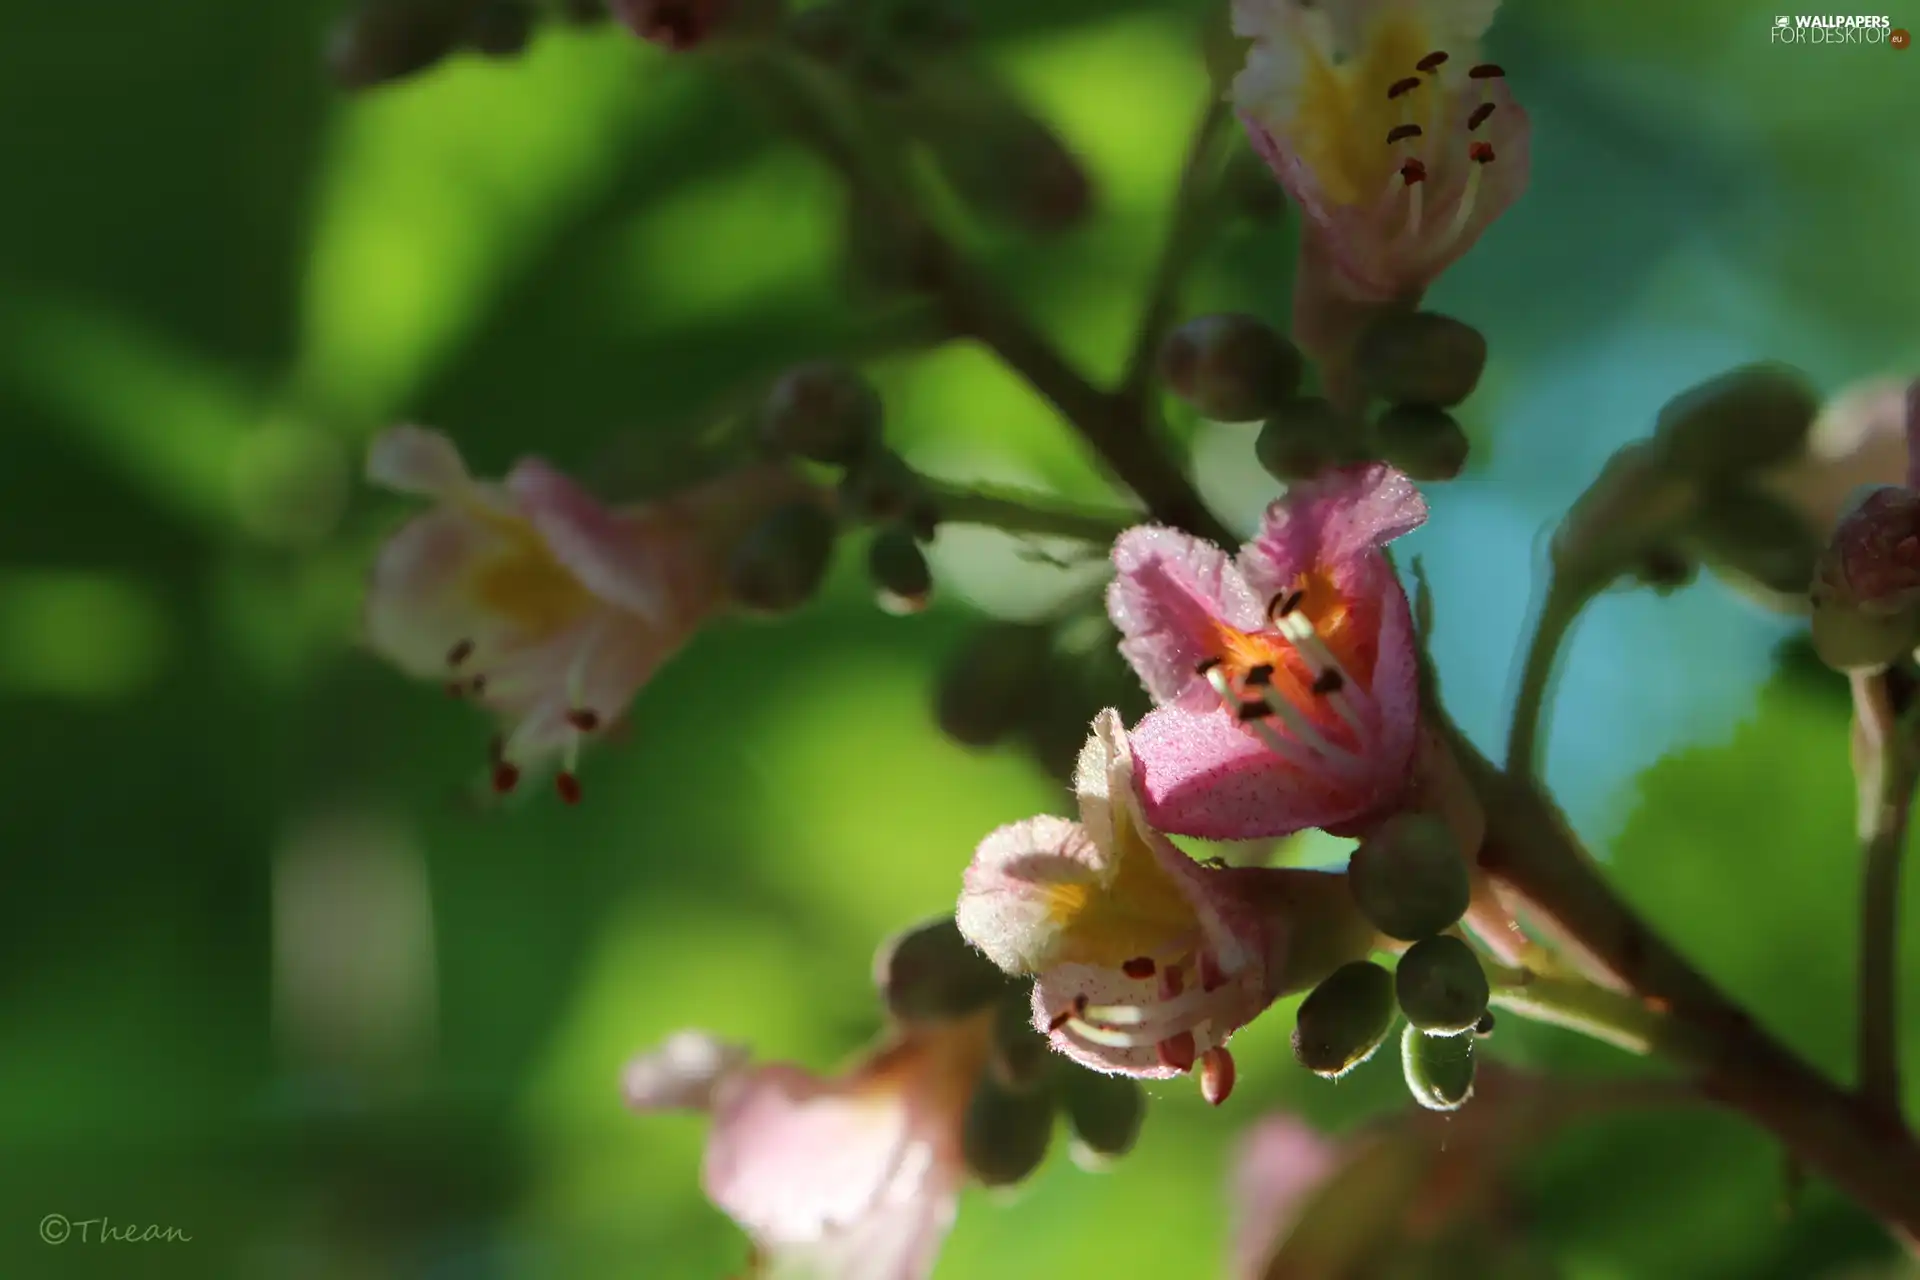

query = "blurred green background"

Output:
[[2, 0, 1918, 1276]]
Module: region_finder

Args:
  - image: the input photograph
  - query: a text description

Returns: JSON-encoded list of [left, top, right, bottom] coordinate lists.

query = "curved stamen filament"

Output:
[[1205, 665, 1367, 780]]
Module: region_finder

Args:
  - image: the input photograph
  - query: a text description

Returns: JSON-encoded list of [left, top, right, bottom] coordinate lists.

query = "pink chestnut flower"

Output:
[[622, 1017, 991, 1280], [956, 710, 1374, 1104], [1107, 462, 1428, 842], [1808, 381, 1920, 672], [363, 425, 806, 803], [1231, 0, 1531, 362]]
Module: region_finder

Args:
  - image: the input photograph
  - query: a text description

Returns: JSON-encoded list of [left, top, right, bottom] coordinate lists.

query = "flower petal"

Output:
[[763, 1178, 959, 1280], [623, 1030, 750, 1112], [1109, 527, 1267, 709], [956, 815, 1108, 975], [506, 459, 685, 626], [1238, 463, 1428, 595], [1762, 377, 1914, 541], [363, 507, 516, 678], [704, 1064, 918, 1248], [366, 425, 473, 498], [1031, 964, 1186, 1079]]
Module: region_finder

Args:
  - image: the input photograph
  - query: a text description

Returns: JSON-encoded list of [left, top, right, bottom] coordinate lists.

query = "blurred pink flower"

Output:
[[1231, 0, 1530, 355], [623, 1019, 991, 1280], [363, 425, 804, 802], [1763, 377, 1920, 540], [1107, 463, 1428, 841], [957, 710, 1368, 1102]]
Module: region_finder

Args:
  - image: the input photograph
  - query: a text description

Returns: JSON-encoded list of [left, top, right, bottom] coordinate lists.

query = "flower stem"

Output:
[[1482, 961, 1666, 1056], [919, 479, 1140, 543], [1849, 669, 1917, 1125], [1118, 90, 1233, 409], [1433, 701, 1920, 1243], [1504, 571, 1592, 784]]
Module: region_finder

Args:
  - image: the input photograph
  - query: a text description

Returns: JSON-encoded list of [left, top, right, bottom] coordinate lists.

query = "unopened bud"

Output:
[[1291, 960, 1398, 1079], [1160, 314, 1303, 423], [1687, 485, 1821, 599], [1393, 935, 1490, 1036], [1809, 488, 1920, 671], [935, 622, 1054, 747], [1401, 1022, 1476, 1111], [1354, 312, 1488, 409], [1633, 545, 1698, 594], [962, 1074, 1055, 1187], [989, 989, 1050, 1091], [840, 449, 922, 524], [1552, 441, 1698, 587], [874, 917, 1009, 1021], [1346, 814, 1469, 943], [758, 362, 883, 465], [1372, 405, 1470, 482], [869, 527, 933, 614], [1059, 1066, 1145, 1166], [726, 501, 837, 614], [327, 0, 468, 89], [1655, 363, 1819, 480], [466, 0, 536, 56], [1256, 398, 1357, 483]]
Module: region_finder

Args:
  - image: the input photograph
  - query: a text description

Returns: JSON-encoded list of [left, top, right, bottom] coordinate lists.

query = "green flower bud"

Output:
[[962, 1073, 1055, 1187], [1402, 1022, 1476, 1111], [1654, 363, 1819, 480], [1809, 590, 1920, 673], [874, 917, 1009, 1022], [1372, 405, 1470, 482], [1256, 398, 1359, 483], [989, 989, 1051, 1091], [758, 363, 883, 466], [327, 0, 468, 89], [1686, 485, 1820, 599], [1160, 314, 1303, 423], [1354, 312, 1488, 409], [1394, 935, 1490, 1035], [1346, 813, 1470, 942], [725, 501, 837, 614], [839, 450, 923, 524], [869, 527, 933, 614], [934, 622, 1054, 748], [466, 0, 536, 56], [1632, 545, 1698, 595], [1473, 1011, 1496, 1038], [1059, 1066, 1145, 1166], [1291, 960, 1398, 1079], [1551, 441, 1698, 588]]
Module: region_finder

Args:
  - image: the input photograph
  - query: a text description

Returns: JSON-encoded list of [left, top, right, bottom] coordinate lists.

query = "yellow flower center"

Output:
[[1289, 13, 1438, 206], [1040, 805, 1203, 969], [1215, 568, 1375, 694], [465, 506, 598, 640]]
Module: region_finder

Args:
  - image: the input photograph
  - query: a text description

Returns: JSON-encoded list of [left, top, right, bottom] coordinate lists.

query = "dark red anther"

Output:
[[566, 708, 601, 732], [1468, 102, 1496, 131], [447, 638, 474, 668], [1386, 76, 1423, 99], [1416, 50, 1449, 72], [1244, 663, 1274, 687], [1468, 63, 1506, 79], [1311, 669, 1345, 696], [1047, 1007, 1075, 1032], [492, 762, 521, 794], [1386, 123, 1423, 144], [1400, 158, 1429, 185], [1270, 589, 1305, 618], [1236, 700, 1270, 722], [1200, 1046, 1237, 1106], [1195, 656, 1223, 676], [1157, 1032, 1197, 1072], [1468, 141, 1496, 164], [555, 772, 583, 805], [1122, 957, 1157, 980]]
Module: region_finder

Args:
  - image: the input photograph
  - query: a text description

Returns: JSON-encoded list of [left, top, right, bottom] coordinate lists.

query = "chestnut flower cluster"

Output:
[[336, 0, 1920, 1272]]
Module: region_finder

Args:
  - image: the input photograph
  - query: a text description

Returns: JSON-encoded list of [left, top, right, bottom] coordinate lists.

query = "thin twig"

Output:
[[1849, 668, 1916, 1124], [920, 478, 1141, 543], [1504, 571, 1589, 783]]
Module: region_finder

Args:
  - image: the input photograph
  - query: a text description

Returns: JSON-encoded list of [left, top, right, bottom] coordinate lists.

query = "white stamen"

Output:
[[1258, 686, 1357, 763], [1437, 157, 1484, 255]]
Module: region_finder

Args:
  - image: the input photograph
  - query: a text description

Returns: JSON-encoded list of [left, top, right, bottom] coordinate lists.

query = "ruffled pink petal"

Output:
[[506, 459, 684, 626], [364, 507, 520, 678], [366, 425, 473, 498], [704, 1064, 917, 1248], [1031, 965, 1185, 1079], [623, 1031, 750, 1112], [1238, 463, 1428, 595], [956, 815, 1103, 976], [1108, 527, 1268, 709], [1128, 702, 1411, 841], [1229, 1115, 1345, 1280]]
